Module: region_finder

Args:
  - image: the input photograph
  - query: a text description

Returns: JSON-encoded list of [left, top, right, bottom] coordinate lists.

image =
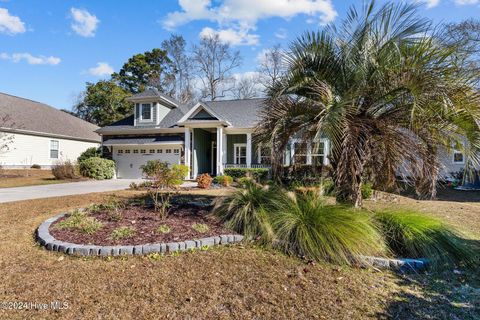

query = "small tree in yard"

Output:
[[141, 160, 188, 218]]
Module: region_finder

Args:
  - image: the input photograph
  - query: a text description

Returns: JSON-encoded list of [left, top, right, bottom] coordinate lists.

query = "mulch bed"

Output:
[[49, 204, 232, 246]]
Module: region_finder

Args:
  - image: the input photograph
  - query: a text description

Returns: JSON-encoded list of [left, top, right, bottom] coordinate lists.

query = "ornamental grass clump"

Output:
[[375, 210, 479, 268], [55, 210, 103, 235], [271, 191, 386, 265], [213, 180, 279, 243]]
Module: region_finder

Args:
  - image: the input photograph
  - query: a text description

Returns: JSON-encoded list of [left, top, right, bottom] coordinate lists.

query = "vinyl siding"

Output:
[[0, 132, 99, 168]]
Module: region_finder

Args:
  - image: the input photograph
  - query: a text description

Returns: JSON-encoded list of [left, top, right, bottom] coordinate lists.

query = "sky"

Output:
[[0, 0, 479, 110]]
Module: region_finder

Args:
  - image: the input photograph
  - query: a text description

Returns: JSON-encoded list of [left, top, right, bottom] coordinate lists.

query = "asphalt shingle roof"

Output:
[[0, 92, 100, 142], [127, 88, 181, 107]]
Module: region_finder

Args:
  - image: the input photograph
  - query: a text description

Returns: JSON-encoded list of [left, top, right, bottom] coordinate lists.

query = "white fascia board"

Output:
[[177, 102, 226, 124]]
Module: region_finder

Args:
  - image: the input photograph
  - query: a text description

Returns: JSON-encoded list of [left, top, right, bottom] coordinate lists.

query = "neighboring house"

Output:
[[0, 92, 100, 168], [98, 88, 467, 180]]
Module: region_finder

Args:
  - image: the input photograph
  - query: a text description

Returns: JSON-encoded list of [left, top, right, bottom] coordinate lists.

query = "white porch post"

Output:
[[306, 142, 312, 165], [222, 133, 227, 167], [217, 126, 224, 175], [246, 132, 252, 168], [290, 141, 295, 165], [184, 127, 191, 179]]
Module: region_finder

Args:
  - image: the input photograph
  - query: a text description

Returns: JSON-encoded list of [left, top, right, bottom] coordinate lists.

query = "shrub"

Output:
[[52, 160, 78, 180], [237, 177, 253, 187], [78, 147, 101, 163], [192, 223, 210, 233], [157, 224, 171, 234], [224, 168, 269, 182], [213, 181, 279, 242], [320, 178, 335, 196], [140, 161, 187, 218], [375, 210, 479, 268], [110, 226, 135, 240], [79, 157, 115, 180], [31, 164, 41, 169], [129, 182, 138, 190], [361, 182, 373, 199], [271, 191, 386, 265], [55, 210, 103, 235], [213, 175, 233, 187], [197, 173, 213, 189]]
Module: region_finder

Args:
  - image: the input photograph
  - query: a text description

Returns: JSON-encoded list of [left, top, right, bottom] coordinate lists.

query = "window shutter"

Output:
[[135, 103, 140, 123], [152, 104, 157, 124]]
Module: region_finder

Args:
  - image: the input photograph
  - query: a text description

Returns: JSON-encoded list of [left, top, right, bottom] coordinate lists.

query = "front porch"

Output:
[[184, 126, 271, 179]]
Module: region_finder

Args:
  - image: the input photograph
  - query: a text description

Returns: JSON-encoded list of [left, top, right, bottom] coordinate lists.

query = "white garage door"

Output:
[[112, 146, 182, 179]]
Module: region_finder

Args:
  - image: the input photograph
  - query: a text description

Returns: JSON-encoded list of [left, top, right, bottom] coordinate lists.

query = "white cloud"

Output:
[[200, 27, 259, 45], [0, 8, 25, 35], [275, 28, 287, 39], [421, 0, 440, 8], [70, 8, 99, 37], [87, 62, 114, 77], [164, 0, 337, 45], [455, 0, 479, 4], [0, 52, 61, 65]]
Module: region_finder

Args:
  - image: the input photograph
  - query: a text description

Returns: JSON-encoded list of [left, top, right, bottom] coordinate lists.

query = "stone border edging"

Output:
[[36, 213, 244, 257], [358, 255, 428, 272]]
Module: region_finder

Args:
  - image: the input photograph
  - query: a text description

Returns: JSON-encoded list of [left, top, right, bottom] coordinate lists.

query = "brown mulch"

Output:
[[49, 204, 232, 246]]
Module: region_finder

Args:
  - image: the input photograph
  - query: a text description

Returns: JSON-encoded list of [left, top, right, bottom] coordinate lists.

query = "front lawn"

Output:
[[0, 169, 85, 188], [0, 189, 478, 319]]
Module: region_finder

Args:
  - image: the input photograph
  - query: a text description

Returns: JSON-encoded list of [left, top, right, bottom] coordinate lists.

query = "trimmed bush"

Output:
[[375, 210, 479, 268], [52, 160, 78, 180], [213, 181, 279, 243], [31, 164, 41, 169], [77, 147, 102, 163], [213, 175, 233, 187], [271, 191, 386, 265], [224, 168, 269, 182], [197, 173, 213, 189], [79, 157, 115, 180]]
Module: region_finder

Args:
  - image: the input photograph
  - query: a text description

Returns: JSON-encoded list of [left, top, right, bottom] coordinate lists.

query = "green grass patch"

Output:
[[110, 226, 135, 240], [55, 210, 103, 235]]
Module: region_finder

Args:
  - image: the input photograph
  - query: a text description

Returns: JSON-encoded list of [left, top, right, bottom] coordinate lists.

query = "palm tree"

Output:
[[256, 1, 480, 207]]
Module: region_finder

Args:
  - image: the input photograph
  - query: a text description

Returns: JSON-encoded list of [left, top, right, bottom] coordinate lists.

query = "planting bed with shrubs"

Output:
[[49, 195, 231, 246]]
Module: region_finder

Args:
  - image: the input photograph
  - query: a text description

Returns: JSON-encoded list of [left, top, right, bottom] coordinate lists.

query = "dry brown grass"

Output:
[[0, 189, 478, 319], [0, 169, 84, 188]]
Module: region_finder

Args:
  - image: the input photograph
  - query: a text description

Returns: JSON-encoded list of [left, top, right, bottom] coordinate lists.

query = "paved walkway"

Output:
[[0, 179, 143, 203]]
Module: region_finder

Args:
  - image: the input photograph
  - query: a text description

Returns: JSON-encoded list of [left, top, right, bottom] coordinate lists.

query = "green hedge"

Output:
[[79, 157, 115, 180], [224, 168, 269, 181]]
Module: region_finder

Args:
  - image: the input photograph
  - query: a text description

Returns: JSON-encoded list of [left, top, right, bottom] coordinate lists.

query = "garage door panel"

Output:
[[113, 152, 181, 179]]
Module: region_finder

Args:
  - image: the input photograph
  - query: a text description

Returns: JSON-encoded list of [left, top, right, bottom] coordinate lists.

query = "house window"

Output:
[[173, 149, 180, 155], [50, 140, 59, 159], [311, 141, 326, 166], [453, 150, 464, 164], [234, 144, 247, 164], [293, 142, 308, 164], [125, 150, 131, 154], [141, 103, 152, 121], [133, 149, 139, 154], [140, 149, 146, 154], [118, 149, 123, 154], [149, 149, 155, 154], [166, 149, 172, 154], [157, 149, 163, 153], [258, 146, 271, 164]]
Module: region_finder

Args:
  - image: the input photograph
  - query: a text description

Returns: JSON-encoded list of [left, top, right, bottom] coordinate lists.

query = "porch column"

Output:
[[217, 126, 224, 175], [222, 133, 227, 166], [246, 132, 252, 168], [184, 127, 191, 179], [306, 142, 312, 165], [290, 141, 295, 165]]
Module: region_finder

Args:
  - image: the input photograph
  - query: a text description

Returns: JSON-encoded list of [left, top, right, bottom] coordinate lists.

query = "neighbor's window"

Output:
[[141, 103, 152, 120], [118, 149, 123, 154], [133, 149, 139, 154], [453, 150, 464, 164], [173, 149, 180, 155], [157, 149, 163, 153], [140, 149, 146, 154], [50, 140, 59, 159], [311, 141, 325, 166], [166, 149, 172, 154], [149, 149, 155, 154], [125, 150, 131, 154]]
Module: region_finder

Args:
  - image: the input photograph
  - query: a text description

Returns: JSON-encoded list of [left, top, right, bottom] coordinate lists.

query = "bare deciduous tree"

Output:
[[161, 34, 195, 104], [193, 34, 242, 101], [0, 113, 15, 155], [257, 44, 286, 90], [233, 74, 261, 99]]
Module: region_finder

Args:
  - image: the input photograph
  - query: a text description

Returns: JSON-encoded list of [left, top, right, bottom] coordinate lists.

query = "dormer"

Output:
[[126, 88, 179, 127]]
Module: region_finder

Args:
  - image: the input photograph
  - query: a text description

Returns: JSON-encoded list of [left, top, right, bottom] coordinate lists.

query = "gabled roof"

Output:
[[203, 98, 265, 128], [0, 92, 100, 142], [126, 88, 180, 108]]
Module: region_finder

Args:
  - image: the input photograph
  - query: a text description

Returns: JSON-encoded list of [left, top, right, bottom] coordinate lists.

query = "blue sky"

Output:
[[0, 0, 479, 110]]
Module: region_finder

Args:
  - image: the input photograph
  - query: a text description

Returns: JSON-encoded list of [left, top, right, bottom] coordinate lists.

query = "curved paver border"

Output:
[[36, 213, 243, 257]]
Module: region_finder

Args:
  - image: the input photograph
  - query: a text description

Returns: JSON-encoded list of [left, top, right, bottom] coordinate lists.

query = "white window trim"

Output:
[[234, 143, 247, 164], [139, 103, 152, 122], [50, 140, 59, 159], [290, 138, 329, 165]]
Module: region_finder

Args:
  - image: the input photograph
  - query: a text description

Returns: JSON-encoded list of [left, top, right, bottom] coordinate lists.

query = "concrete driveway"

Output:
[[0, 179, 142, 203]]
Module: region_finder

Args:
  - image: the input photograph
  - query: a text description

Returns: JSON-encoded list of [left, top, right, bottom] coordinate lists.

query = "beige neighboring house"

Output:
[[0, 92, 100, 168]]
